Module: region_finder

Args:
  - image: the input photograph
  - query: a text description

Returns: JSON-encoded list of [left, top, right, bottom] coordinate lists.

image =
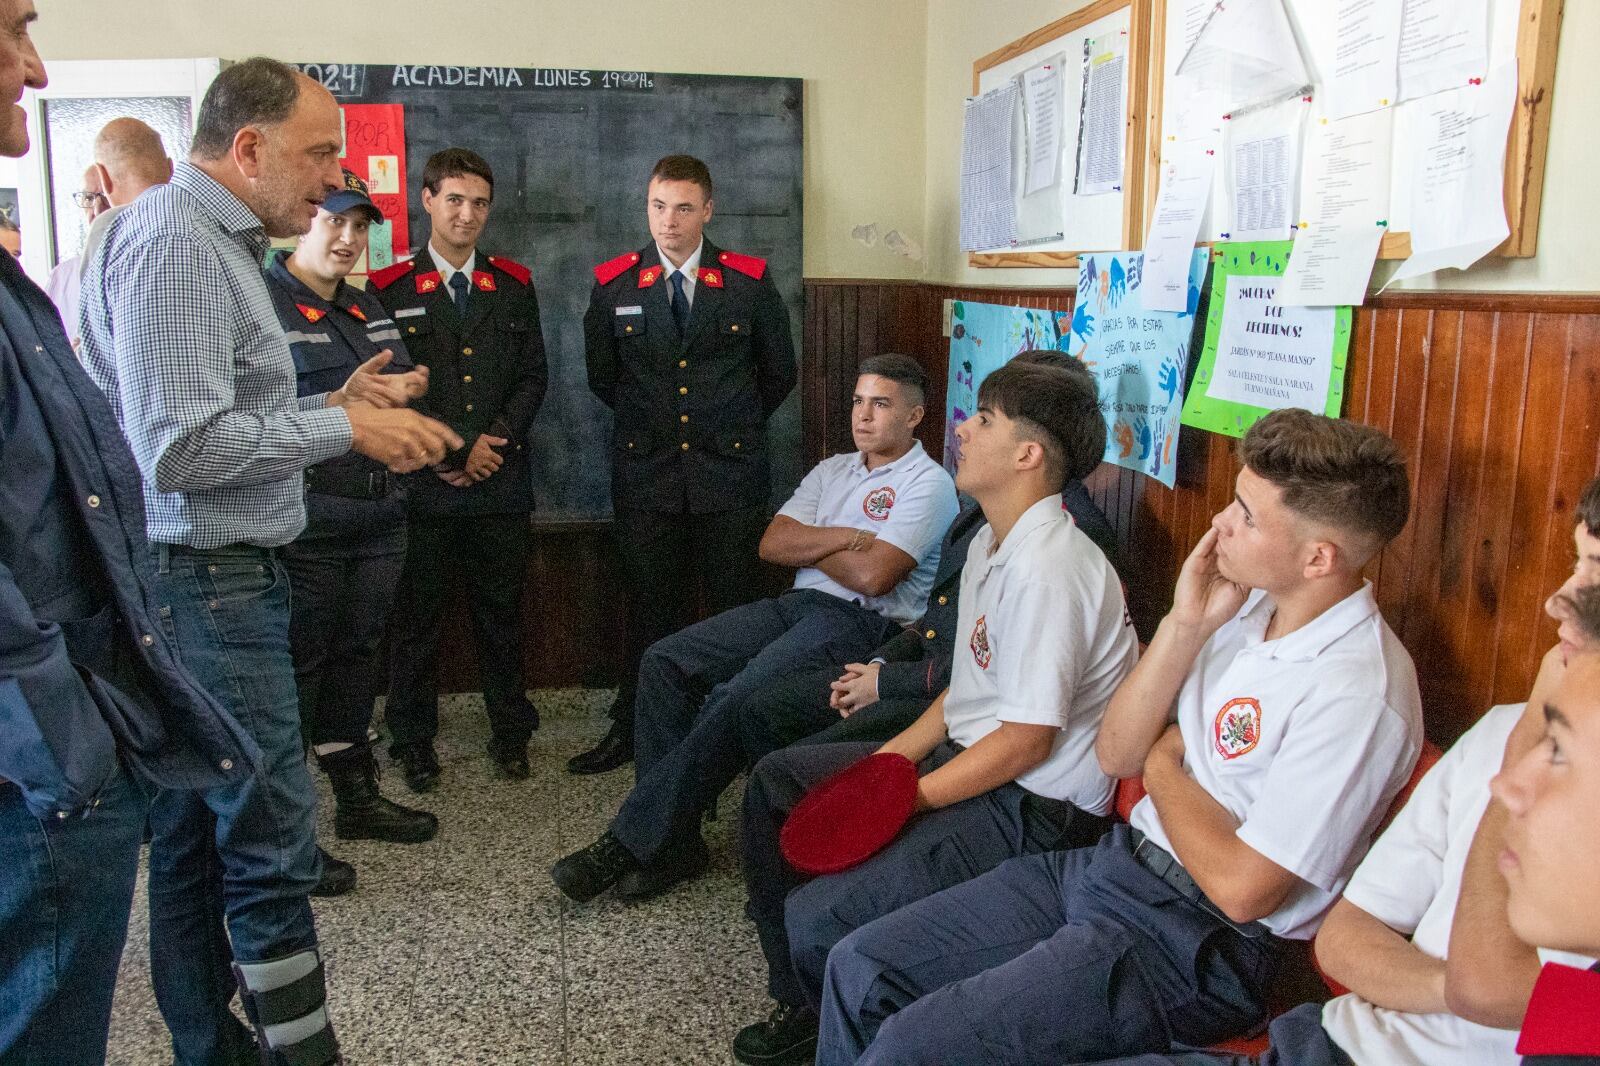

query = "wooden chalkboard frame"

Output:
[[1142, 0, 1564, 261], [967, 0, 1155, 268]]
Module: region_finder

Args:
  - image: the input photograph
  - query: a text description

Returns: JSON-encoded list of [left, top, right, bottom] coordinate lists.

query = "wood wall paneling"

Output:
[[800, 280, 1600, 745]]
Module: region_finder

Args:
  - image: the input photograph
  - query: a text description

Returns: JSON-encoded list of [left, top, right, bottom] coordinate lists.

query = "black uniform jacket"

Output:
[[584, 238, 796, 515], [368, 247, 548, 517], [264, 251, 414, 509]]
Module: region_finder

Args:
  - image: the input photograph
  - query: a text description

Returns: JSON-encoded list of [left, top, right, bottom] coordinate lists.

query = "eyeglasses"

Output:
[[72, 191, 108, 209]]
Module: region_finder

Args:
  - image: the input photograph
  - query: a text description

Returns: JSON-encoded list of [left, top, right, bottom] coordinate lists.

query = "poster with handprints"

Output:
[[1068, 249, 1208, 488], [943, 301, 1063, 477]]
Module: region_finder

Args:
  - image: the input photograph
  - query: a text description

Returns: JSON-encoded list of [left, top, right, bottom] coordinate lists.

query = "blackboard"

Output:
[[290, 63, 805, 523]]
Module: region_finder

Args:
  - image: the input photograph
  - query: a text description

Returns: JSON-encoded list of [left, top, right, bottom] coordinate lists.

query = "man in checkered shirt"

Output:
[[80, 57, 458, 1066]]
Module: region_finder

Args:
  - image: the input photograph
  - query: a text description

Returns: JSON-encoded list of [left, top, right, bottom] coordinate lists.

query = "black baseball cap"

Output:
[[321, 169, 383, 223]]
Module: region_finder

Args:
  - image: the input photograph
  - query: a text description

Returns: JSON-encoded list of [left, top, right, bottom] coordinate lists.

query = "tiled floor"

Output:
[[106, 689, 774, 1065]]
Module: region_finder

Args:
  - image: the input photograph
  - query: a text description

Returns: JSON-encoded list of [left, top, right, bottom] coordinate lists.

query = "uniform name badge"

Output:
[[615, 305, 644, 316], [395, 307, 427, 318]]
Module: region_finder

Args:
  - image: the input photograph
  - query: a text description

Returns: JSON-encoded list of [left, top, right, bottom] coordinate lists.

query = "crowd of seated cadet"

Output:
[[732, 353, 1138, 1064], [550, 353, 959, 904], [778, 407, 1423, 1065]]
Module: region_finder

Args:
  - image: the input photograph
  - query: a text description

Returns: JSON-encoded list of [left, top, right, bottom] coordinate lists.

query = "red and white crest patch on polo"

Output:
[[862, 485, 897, 521], [970, 614, 992, 669], [1213, 697, 1262, 760]]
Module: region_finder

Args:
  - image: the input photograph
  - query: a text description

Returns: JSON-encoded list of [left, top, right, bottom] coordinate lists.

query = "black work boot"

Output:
[[550, 830, 640, 903], [321, 744, 439, 844], [566, 717, 634, 775], [487, 735, 531, 780], [391, 741, 441, 794], [311, 845, 356, 897], [733, 1002, 819, 1065]]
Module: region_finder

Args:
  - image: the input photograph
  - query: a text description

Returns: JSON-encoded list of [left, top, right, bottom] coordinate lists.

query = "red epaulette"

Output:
[[368, 260, 416, 290], [716, 250, 767, 280], [486, 254, 532, 286], [594, 250, 643, 286]]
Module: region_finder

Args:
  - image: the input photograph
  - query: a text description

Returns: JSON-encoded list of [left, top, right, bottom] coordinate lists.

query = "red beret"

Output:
[[780, 752, 919, 876]]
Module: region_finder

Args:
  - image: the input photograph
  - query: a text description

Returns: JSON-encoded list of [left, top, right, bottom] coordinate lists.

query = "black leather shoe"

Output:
[[550, 830, 640, 903], [615, 836, 711, 902], [487, 737, 531, 780], [310, 846, 357, 897], [392, 742, 441, 794], [733, 1002, 819, 1066], [321, 745, 439, 844], [566, 719, 633, 775]]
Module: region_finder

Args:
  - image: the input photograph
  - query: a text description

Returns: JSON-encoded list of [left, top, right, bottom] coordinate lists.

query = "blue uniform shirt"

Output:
[[0, 249, 258, 818]]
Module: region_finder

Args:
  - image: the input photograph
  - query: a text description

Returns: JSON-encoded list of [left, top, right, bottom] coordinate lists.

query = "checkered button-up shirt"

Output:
[[80, 163, 353, 548]]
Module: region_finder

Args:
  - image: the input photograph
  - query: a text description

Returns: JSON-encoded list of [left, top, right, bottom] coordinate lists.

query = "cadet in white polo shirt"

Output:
[[817, 409, 1423, 1066], [552, 354, 957, 905], [731, 356, 1137, 1066]]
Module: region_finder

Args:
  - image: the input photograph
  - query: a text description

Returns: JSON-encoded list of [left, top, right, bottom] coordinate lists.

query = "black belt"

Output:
[[157, 542, 277, 563], [304, 464, 393, 500], [1129, 829, 1273, 939]]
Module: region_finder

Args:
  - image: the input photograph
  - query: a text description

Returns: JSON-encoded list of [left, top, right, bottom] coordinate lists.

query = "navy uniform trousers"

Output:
[[1088, 1003, 1352, 1066], [609, 590, 895, 863], [741, 740, 1110, 1014], [816, 825, 1283, 1065]]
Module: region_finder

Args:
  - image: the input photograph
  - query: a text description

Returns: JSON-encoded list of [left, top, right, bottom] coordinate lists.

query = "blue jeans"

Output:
[[0, 762, 145, 1066], [146, 545, 322, 1066]]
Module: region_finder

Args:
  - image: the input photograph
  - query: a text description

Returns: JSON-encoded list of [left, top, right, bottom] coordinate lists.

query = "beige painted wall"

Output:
[[29, 0, 1596, 290], [921, 0, 1600, 292], [29, 0, 929, 281]]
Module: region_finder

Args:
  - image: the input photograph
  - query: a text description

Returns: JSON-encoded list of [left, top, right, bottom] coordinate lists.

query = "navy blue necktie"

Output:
[[668, 269, 689, 333], [450, 271, 470, 315]]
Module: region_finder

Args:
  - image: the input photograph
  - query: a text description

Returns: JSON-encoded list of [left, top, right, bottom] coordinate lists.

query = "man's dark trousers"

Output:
[[820, 825, 1283, 1065], [733, 664, 933, 759], [609, 590, 894, 864], [386, 513, 533, 749], [610, 502, 769, 733], [741, 740, 1109, 1012], [0, 764, 145, 1066]]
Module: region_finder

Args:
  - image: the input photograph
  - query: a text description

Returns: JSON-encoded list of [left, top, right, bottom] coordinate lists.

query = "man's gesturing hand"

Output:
[[329, 350, 430, 409], [346, 406, 462, 473]]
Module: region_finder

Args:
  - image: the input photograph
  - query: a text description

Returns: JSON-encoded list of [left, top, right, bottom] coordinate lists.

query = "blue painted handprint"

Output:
[[1135, 417, 1153, 461], [1070, 304, 1096, 345], [1157, 354, 1184, 405], [1108, 259, 1127, 307]]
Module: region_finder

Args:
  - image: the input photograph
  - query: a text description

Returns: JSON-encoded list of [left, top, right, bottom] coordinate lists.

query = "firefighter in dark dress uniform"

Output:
[[266, 171, 439, 895], [368, 148, 548, 791], [573, 154, 797, 774]]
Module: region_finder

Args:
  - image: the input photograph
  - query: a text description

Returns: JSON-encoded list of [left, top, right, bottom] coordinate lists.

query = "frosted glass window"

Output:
[[41, 95, 191, 265]]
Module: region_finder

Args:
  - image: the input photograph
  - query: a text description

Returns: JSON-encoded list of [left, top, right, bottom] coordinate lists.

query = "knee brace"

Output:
[[233, 948, 341, 1066]]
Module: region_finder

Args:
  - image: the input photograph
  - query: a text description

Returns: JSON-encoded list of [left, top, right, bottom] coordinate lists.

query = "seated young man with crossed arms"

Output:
[[732, 357, 1138, 1065], [813, 409, 1424, 1065]]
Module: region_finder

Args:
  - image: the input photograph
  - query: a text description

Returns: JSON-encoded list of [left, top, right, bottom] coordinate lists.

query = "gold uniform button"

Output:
[[141, 634, 154, 646], [677, 359, 687, 369], [678, 386, 688, 396], [924, 629, 937, 640], [463, 375, 473, 383], [733, 441, 742, 450], [625, 325, 634, 334], [407, 326, 417, 334], [937, 595, 948, 606], [679, 414, 689, 423], [462, 347, 474, 355], [627, 441, 635, 450], [730, 324, 740, 332], [465, 404, 474, 412], [87, 494, 101, 508], [680, 442, 690, 451]]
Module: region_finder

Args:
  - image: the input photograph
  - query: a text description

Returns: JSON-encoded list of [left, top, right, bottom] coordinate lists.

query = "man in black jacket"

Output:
[[370, 147, 548, 789], [574, 153, 797, 774]]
